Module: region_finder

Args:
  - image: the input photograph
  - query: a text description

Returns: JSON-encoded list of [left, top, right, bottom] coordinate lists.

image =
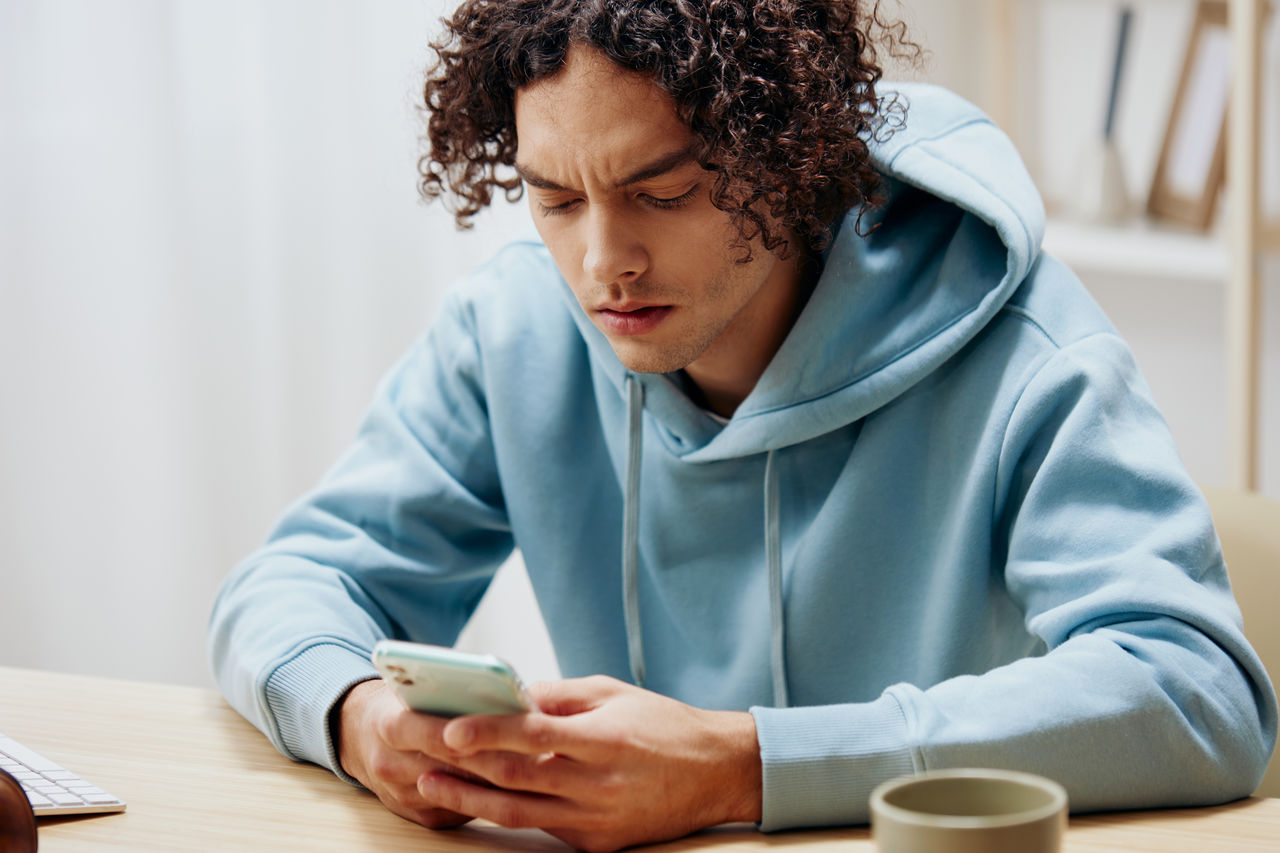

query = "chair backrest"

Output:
[[1202, 486, 1280, 798]]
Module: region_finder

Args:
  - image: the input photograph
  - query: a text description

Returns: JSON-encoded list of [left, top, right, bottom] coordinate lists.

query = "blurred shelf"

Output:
[[1265, 221, 1280, 251], [1002, 0, 1272, 488], [1043, 216, 1229, 282]]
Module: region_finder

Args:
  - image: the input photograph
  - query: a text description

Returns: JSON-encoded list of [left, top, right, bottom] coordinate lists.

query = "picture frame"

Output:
[[1147, 0, 1231, 230]]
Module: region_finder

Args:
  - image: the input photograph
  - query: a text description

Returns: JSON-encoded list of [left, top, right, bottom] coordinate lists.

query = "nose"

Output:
[[582, 206, 648, 285]]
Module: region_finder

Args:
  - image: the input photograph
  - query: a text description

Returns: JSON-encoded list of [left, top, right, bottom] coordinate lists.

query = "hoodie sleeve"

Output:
[[207, 290, 514, 781], [751, 331, 1277, 830]]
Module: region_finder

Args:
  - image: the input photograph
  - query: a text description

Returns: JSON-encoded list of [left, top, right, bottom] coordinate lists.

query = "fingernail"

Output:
[[443, 723, 473, 749]]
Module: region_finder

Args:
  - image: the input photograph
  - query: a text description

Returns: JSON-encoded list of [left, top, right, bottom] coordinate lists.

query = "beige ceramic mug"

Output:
[[870, 768, 1068, 853]]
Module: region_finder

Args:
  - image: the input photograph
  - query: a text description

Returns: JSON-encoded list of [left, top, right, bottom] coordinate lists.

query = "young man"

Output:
[[208, 1, 1277, 850]]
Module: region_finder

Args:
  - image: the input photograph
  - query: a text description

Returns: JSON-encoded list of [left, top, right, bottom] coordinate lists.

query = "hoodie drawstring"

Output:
[[620, 374, 790, 707], [623, 375, 646, 688], [764, 448, 789, 707]]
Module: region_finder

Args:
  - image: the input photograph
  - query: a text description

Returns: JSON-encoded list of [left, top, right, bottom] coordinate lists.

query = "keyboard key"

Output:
[[48, 792, 85, 806], [0, 736, 60, 772], [81, 793, 121, 805], [67, 785, 103, 795], [26, 792, 52, 807]]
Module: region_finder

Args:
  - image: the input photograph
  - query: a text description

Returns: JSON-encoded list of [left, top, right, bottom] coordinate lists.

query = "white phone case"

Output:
[[371, 640, 533, 717]]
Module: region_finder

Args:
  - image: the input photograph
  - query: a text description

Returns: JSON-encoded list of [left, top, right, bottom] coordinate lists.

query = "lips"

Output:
[[596, 304, 673, 336]]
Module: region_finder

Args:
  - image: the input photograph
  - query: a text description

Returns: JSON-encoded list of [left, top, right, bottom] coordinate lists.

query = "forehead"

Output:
[[513, 46, 694, 180]]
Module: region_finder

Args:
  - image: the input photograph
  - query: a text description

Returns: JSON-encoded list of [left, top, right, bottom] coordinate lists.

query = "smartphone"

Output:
[[370, 639, 534, 717]]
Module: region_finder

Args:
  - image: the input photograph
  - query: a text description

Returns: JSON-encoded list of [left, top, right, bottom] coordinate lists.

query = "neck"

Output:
[[684, 252, 817, 418]]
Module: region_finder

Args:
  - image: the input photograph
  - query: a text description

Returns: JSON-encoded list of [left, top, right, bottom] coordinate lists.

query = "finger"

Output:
[[446, 747, 591, 797], [366, 755, 484, 828], [366, 743, 436, 787], [442, 709, 600, 760], [416, 756, 493, 788], [377, 704, 451, 753], [383, 795, 475, 831], [526, 675, 626, 716], [417, 769, 590, 832], [381, 713, 544, 785], [366, 746, 480, 792], [408, 808, 474, 830]]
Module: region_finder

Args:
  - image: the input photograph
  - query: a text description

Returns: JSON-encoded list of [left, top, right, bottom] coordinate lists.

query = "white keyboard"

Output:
[[0, 733, 126, 816]]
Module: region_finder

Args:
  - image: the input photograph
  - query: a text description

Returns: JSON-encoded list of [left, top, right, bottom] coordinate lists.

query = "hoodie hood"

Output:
[[559, 83, 1046, 462]]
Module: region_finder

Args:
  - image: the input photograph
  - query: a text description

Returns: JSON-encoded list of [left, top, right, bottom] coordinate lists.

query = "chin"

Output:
[[610, 341, 695, 375]]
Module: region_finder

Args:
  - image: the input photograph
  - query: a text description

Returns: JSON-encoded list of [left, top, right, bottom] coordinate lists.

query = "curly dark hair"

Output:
[[419, 0, 920, 258]]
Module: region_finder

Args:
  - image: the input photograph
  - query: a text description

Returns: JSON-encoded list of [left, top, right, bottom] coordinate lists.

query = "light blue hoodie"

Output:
[[208, 84, 1276, 830]]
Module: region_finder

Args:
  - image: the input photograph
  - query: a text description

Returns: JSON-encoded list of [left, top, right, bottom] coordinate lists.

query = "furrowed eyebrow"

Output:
[[614, 148, 696, 187], [514, 147, 697, 192], [513, 164, 569, 192]]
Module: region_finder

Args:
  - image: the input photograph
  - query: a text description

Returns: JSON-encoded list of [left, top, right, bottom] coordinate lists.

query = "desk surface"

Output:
[[2, 665, 1277, 851]]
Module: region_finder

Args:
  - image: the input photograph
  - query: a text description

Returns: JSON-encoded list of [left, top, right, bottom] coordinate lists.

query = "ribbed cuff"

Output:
[[263, 642, 380, 785], [751, 692, 918, 831]]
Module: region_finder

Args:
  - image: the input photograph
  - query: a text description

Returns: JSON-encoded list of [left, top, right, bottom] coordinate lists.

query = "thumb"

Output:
[[527, 674, 627, 716]]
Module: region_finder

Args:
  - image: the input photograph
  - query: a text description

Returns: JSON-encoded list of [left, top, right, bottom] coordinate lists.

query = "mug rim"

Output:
[[870, 767, 1068, 830]]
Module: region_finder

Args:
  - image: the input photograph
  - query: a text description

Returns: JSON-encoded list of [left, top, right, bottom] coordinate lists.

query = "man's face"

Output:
[[513, 46, 804, 394]]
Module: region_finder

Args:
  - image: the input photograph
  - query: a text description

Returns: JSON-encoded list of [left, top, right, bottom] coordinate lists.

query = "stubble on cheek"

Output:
[[601, 267, 745, 375]]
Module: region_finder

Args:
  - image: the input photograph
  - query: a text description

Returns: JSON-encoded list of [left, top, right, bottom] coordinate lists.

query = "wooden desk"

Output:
[[3, 666, 1277, 851]]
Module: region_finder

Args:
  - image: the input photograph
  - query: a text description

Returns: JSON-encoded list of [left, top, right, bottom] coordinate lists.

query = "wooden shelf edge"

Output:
[[1263, 221, 1280, 252]]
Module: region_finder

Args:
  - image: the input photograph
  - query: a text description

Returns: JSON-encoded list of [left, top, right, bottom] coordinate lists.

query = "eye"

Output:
[[642, 185, 699, 210], [537, 198, 582, 217]]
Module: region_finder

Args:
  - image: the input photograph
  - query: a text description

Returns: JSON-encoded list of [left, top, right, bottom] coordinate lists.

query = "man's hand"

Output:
[[415, 675, 763, 852], [334, 679, 479, 829]]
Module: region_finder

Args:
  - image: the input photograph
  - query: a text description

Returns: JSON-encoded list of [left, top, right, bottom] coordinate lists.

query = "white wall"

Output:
[[0, 0, 545, 686], [2, 0, 1275, 690]]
